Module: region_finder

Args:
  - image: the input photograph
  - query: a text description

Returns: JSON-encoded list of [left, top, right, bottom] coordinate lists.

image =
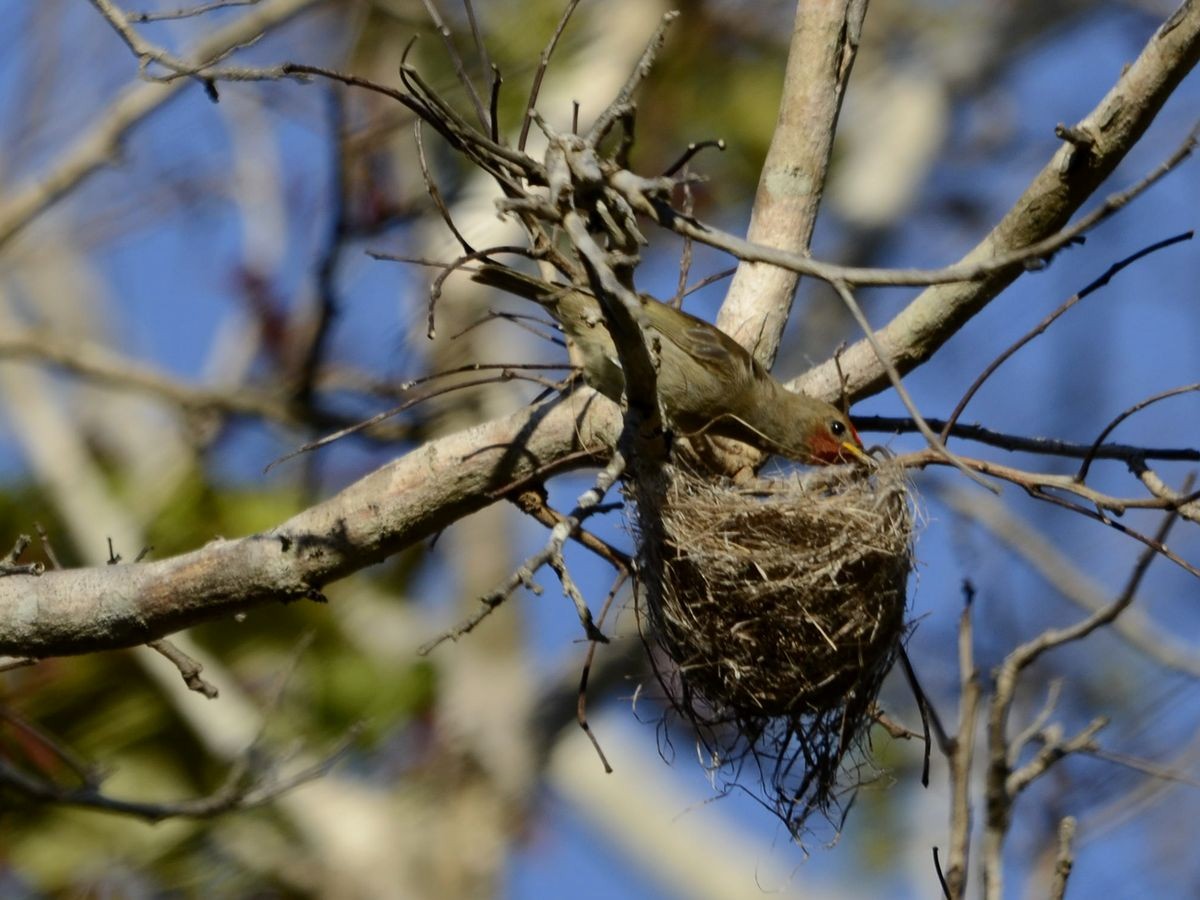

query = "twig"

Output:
[[671, 177, 696, 309], [1006, 718, 1107, 798], [897, 646, 945, 787], [872, 709, 923, 741], [0, 730, 356, 822], [933, 847, 952, 900], [1048, 816, 1077, 900], [1082, 746, 1200, 788], [460, 0, 492, 89], [905, 448, 1200, 520], [829, 279, 998, 493], [0, 535, 43, 577], [1130, 460, 1200, 524], [0, 327, 407, 435], [418, 448, 628, 654], [414, 120, 475, 258], [35, 523, 62, 570], [1007, 481, 1189, 670], [148, 638, 220, 699], [942, 231, 1193, 441], [1008, 679, 1064, 768], [509, 489, 631, 569], [585, 11, 680, 146], [448, 309, 565, 347], [860, 415, 1200, 464], [428, 245, 555, 340], [488, 64, 502, 143], [518, 0, 582, 151], [266, 370, 562, 470], [979, 496, 1185, 895], [936, 483, 1200, 677], [1076, 382, 1200, 483], [419, 0, 490, 131], [662, 139, 726, 178], [682, 266, 736, 299], [640, 125, 1198, 291], [129, 0, 260, 22], [1, 2, 324, 250], [576, 570, 628, 774], [945, 583, 980, 900]]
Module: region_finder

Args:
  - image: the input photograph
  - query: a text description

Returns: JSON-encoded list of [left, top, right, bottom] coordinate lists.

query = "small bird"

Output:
[[472, 265, 867, 466]]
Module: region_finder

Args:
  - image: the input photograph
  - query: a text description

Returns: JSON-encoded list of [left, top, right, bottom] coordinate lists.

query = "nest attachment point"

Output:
[[632, 460, 915, 835]]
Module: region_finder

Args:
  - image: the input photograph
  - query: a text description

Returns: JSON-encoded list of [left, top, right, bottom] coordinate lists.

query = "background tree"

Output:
[[1, 1, 1198, 898]]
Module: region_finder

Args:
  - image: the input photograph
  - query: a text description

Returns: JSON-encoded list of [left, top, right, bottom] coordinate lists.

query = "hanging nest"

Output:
[[631, 459, 915, 836]]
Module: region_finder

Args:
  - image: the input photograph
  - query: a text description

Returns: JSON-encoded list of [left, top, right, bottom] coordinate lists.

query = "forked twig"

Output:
[[419, 0, 490, 131], [519, 0, 583, 152], [829, 279, 998, 493], [419, 448, 629, 654], [1077, 383, 1200, 483], [943, 231, 1193, 441]]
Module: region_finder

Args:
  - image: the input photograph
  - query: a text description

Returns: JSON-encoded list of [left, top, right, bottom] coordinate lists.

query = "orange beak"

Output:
[[840, 424, 871, 465], [840, 440, 872, 465]]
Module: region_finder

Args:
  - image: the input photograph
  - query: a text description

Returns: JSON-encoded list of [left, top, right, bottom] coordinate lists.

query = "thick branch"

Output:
[[0, 394, 618, 657], [0, 0, 323, 250], [717, 0, 867, 365], [796, 1, 1200, 402]]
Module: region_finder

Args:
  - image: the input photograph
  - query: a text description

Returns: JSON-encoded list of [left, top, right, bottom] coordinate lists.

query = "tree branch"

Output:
[[716, 0, 868, 366], [0, 0, 323, 250], [796, 1, 1200, 403], [0, 394, 619, 657]]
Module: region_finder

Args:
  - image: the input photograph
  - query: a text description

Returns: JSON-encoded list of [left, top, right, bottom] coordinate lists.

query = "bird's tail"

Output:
[[470, 264, 572, 309]]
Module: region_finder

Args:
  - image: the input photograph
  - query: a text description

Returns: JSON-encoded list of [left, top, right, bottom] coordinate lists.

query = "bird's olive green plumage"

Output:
[[472, 265, 865, 465]]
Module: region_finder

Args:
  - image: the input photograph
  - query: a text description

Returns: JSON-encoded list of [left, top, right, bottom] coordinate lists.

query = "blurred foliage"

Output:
[[0, 463, 435, 891], [2, 0, 1196, 897]]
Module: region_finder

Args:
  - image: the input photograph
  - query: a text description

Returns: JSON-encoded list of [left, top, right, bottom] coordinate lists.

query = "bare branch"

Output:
[[1, 534, 44, 577], [945, 587, 980, 900], [148, 638, 220, 698], [1131, 461, 1200, 524], [129, 1, 262, 23], [829, 279, 998, 493], [1049, 816, 1077, 900], [0, 0, 323, 249], [509, 488, 631, 570], [518, 0, 582, 152], [797, 3, 1200, 402], [936, 483, 1200, 677], [0, 715, 357, 822], [418, 443, 626, 654], [717, 0, 869, 365], [0, 394, 619, 657], [860, 415, 1200, 465], [1077, 383, 1200, 482], [943, 231, 1194, 441], [419, 0, 490, 132]]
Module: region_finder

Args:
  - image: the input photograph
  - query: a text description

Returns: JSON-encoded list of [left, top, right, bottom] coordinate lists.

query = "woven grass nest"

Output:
[[631, 459, 915, 833]]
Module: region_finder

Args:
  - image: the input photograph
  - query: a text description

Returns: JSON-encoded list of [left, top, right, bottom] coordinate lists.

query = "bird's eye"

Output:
[[830, 420, 846, 437]]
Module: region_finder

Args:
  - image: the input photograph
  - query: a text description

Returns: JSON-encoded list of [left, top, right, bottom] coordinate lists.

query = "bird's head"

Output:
[[802, 409, 869, 466]]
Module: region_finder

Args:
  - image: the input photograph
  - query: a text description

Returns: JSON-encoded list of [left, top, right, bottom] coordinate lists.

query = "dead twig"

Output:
[[148, 638, 220, 699], [942, 231, 1193, 441]]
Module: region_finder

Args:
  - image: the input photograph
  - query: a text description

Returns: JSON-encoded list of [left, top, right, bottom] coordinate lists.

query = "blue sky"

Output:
[[2, 3, 1199, 897]]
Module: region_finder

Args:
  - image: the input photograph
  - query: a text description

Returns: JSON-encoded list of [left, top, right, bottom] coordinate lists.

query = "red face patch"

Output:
[[807, 431, 845, 464], [807, 425, 863, 465]]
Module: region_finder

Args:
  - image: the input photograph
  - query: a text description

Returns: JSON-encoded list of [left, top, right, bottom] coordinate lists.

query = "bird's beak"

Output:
[[841, 441, 873, 466]]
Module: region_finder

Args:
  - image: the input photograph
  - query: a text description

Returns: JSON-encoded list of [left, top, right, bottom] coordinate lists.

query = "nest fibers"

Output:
[[632, 460, 915, 835]]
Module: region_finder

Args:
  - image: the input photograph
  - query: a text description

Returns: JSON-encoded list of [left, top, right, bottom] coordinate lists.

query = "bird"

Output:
[[471, 264, 867, 466]]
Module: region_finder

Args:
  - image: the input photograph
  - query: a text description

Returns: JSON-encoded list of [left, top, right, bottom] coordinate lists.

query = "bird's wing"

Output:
[[644, 300, 760, 381]]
